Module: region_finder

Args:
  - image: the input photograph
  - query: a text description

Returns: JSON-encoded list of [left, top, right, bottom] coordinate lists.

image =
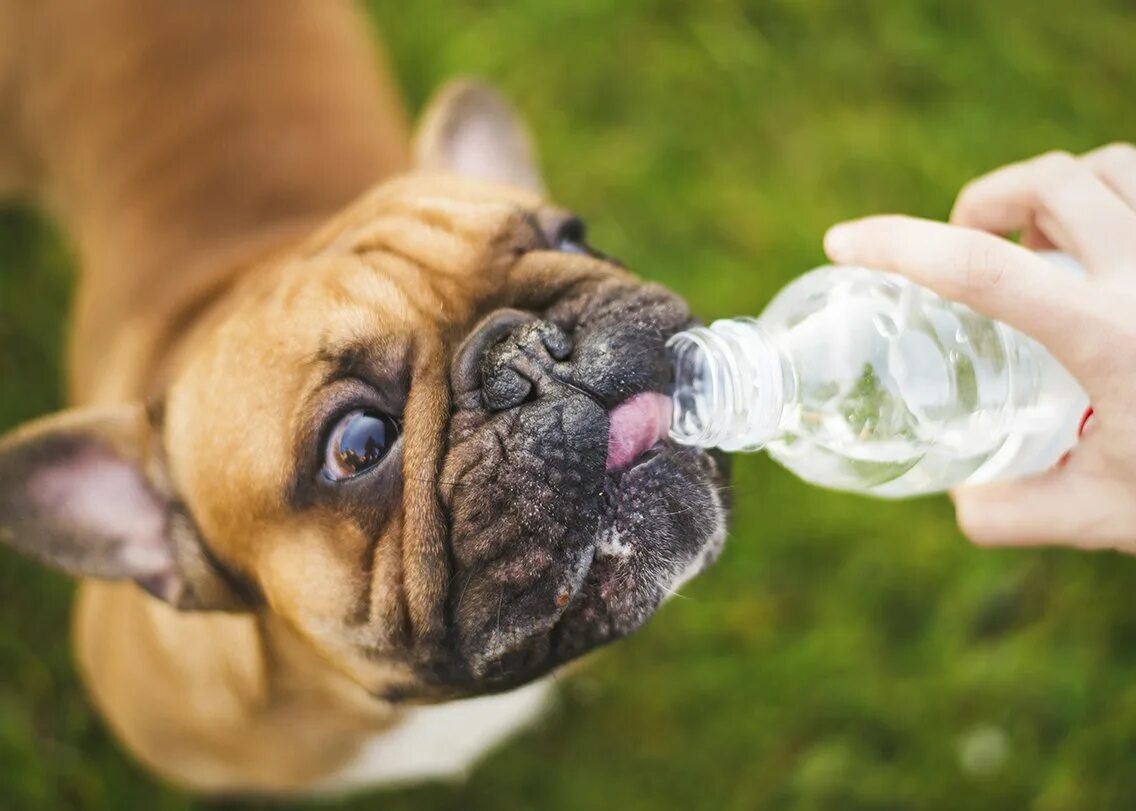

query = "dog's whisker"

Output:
[[454, 569, 478, 618], [659, 583, 692, 601]]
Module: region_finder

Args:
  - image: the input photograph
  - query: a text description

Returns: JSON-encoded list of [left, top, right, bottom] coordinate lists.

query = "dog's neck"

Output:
[[7, 0, 410, 403]]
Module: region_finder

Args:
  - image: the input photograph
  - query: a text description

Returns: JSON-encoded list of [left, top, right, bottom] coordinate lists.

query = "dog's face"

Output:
[[0, 83, 728, 699]]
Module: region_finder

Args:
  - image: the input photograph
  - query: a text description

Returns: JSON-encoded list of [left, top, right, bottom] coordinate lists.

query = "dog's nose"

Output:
[[451, 309, 573, 411], [481, 319, 572, 410]]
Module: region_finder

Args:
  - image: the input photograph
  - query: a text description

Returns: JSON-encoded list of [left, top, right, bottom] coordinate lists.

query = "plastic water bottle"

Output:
[[667, 254, 1089, 498]]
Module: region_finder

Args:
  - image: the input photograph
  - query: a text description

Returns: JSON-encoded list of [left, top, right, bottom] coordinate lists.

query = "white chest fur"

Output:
[[315, 679, 553, 795]]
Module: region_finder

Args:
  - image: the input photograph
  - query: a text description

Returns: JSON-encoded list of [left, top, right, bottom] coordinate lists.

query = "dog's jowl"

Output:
[[0, 0, 728, 795]]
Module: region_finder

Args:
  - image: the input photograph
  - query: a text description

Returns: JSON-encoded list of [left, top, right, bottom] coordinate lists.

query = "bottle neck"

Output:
[[667, 318, 791, 451]]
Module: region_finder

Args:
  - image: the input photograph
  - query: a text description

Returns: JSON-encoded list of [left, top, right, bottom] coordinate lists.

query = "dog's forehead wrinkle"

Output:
[[333, 191, 530, 263], [320, 258, 404, 304], [347, 216, 481, 278], [314, 335, 410, 388], [402, 195, 521, 228], [354, 250, 474, 323], [279, 209, 541, 352], [330, 215, 553, 338]]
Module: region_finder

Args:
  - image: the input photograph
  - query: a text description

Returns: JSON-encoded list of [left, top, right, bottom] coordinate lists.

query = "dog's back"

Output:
[[0, 0, 412, 403], [0, 2, 32, 196]]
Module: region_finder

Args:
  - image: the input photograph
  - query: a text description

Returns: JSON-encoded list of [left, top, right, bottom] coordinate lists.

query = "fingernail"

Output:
[[1077, 406, 1095, 438], [824, 224, 854, 261]]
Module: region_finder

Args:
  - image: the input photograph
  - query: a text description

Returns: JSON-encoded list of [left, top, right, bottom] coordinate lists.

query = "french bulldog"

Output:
[[0, 0, 728, 795]]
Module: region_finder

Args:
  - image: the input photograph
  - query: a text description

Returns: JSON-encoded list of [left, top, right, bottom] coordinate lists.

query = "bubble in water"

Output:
[[872, 313, 899, 338]]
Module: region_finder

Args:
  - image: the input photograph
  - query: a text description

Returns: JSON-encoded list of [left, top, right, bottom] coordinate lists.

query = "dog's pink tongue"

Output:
[[606, 393, 672, 472]]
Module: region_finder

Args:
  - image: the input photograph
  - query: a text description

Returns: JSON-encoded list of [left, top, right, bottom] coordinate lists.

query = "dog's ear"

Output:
[[413, 78, 545, 193], [0, 404, 255, 612]]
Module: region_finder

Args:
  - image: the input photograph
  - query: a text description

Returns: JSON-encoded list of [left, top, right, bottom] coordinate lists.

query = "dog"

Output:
[[0, 0, 728, 795]]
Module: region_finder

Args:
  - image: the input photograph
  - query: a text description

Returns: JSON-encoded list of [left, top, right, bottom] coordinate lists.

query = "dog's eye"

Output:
[[322, 409, 399, 481], [553, 217, 592, 254], [548, 216, 620, 264]]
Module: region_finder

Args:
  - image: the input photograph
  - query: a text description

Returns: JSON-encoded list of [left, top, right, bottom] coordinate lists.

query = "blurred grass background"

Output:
[[3, 0, 1136, 808]]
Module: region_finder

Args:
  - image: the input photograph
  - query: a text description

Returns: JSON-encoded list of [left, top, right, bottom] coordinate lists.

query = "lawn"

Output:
[[3, 0, 1136, 808]]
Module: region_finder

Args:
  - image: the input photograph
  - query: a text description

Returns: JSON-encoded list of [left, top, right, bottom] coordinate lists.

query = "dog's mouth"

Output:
[[457, 433, 727, 688], [605, 392, 673, 472]]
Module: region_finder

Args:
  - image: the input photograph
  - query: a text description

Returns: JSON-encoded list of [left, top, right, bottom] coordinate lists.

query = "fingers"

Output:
[[1082, 142, 1136, 212], [950, 469, 1134, 551], [950, 150, 1136, 274], [823, 215, 1096, 368], [1020, 221, 1056, 251]]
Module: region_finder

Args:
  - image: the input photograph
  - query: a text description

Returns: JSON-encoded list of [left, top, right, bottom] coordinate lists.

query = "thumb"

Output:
[[950, 470, 1115, 549]]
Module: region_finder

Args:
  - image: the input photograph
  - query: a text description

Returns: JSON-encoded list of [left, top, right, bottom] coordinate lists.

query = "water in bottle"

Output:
[[667, 255, 1088, 498]]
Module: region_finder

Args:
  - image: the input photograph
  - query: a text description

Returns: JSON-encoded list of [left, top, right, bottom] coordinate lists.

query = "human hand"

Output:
[[822, 144, 1136, 553]]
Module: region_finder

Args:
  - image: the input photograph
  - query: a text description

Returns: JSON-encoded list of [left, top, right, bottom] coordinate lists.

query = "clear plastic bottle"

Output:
[[668, 254, 1089, 498]]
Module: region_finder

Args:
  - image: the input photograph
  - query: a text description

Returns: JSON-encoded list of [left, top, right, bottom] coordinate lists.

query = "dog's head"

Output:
[[0, 83, 728, 698]]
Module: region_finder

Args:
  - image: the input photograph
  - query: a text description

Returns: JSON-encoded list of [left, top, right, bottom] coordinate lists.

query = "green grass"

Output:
[[4, 0, 1136, 808]]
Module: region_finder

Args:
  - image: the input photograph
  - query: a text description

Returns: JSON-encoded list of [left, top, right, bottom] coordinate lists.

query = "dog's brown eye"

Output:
[[322, 409, 399, 481]]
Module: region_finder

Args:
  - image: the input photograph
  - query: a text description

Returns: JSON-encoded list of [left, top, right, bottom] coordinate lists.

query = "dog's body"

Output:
[[0, 0, 727, 795]]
